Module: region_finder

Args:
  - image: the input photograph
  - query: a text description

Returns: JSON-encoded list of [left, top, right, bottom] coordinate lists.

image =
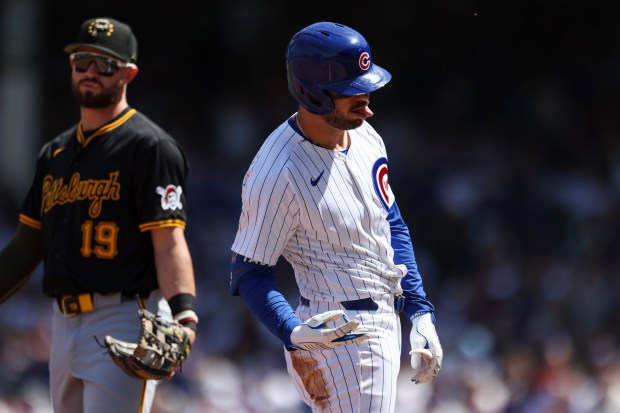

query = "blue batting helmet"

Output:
[[286, 22, 392, 115]]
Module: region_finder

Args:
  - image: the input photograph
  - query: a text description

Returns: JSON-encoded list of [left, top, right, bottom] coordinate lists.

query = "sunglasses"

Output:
[[70, 52, 135, 77]]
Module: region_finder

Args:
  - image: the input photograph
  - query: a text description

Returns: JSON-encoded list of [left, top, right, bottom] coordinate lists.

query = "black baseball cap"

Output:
[[64, 17, 138, 64]]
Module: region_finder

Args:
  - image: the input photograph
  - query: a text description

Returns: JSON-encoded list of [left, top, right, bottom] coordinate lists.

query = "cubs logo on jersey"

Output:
[[156, 185, 183, 211], [372, 157, 394, 210]]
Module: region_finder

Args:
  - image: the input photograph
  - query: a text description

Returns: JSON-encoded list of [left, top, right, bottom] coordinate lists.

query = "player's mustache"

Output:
[[79, 78, 103, 87]]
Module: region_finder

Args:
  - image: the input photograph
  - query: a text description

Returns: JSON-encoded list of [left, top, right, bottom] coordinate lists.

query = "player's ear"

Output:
[[124, 66, 139, 84]]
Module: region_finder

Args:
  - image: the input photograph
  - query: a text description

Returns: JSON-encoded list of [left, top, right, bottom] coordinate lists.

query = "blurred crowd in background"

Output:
[[1, 1, 620, 412]]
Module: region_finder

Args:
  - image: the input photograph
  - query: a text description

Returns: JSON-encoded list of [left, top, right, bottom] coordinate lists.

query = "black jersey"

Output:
[[20, 107, 190, 297]]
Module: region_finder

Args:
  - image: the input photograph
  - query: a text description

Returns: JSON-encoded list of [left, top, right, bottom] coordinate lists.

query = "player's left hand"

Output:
[[101, 307, 191, 380], [409, 312, 442, 384]]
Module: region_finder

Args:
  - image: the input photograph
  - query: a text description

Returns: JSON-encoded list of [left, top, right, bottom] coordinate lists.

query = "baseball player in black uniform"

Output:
[[0, 17, 198, 413]]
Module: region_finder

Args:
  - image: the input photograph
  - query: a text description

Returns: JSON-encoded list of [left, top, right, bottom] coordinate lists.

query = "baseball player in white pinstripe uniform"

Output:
[[230, 22, 442, 412]]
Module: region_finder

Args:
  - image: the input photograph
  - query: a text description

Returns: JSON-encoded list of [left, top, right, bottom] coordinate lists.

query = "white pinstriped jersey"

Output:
[[231, 113, 407, 303]]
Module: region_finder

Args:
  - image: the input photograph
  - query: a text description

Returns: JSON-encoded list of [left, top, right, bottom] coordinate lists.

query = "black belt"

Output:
[[300, 295, 405, 313], [56, 291, 150, 317]]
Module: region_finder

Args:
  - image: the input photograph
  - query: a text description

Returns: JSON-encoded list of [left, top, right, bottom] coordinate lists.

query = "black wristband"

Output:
[[168, 293, 198, 332], [168, 293, 196, 316]]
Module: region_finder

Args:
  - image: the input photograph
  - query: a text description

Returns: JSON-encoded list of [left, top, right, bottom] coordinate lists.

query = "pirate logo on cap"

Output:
[[88, 18, 115, 37]]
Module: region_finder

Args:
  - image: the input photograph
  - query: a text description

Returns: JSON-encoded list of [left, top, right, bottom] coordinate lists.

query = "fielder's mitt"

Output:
[[101, 307, 191, 380]]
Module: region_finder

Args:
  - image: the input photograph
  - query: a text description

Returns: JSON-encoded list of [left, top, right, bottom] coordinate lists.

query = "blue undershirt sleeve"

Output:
[[230, 253, 302, 350], [387, 201, 435, 320]]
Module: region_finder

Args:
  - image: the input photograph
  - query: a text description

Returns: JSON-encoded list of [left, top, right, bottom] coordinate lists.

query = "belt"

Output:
[[300, 295, 405, 313], [56, 292, 150, 317]]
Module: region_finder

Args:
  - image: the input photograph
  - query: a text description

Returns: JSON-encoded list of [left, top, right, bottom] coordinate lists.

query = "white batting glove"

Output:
[[290, 309, 369, 351], [410, 313, 442, 384]]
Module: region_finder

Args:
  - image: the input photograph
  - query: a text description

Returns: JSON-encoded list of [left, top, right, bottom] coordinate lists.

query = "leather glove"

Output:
[[409, 312, 442, 384], [291, 309, 369, 351], [100, 307, 190, 380]]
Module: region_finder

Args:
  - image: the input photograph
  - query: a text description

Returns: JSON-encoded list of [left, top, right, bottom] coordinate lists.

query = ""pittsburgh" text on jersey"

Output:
[[41, 171, 121, 218]]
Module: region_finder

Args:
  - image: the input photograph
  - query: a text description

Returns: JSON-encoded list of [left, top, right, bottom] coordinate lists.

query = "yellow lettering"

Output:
[[80, 220, 119, 259], [40, 171, 122, 218]]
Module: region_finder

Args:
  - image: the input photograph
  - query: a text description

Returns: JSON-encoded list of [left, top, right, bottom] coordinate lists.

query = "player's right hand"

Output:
[[290, 309, 369, 351]]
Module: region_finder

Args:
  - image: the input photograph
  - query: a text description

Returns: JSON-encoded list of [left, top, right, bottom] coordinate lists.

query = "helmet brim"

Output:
[[321, 64, 392, 96]]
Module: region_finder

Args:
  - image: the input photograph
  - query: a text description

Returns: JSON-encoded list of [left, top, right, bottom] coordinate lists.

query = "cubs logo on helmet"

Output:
[[359, 52, 371, 70]]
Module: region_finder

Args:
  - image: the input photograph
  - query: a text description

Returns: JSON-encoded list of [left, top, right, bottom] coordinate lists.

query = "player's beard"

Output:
[[322, 102, 366, 130], [72, 77, 124, 109]]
